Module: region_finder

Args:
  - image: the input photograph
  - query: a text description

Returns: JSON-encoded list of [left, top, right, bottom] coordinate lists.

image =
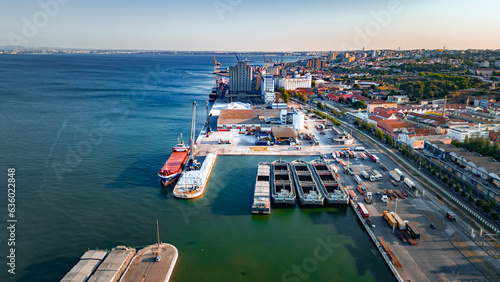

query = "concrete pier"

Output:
[[120, 243, 178, 282]]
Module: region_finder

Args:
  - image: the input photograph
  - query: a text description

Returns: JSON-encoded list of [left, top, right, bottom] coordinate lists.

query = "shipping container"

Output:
[[383, 211, 396, 227], [406, 223, 420, 239], [348, 151, 354, 159], [370, 154, 379, 163], [358, 203, 369, 218], [393, 213, 406, 230]]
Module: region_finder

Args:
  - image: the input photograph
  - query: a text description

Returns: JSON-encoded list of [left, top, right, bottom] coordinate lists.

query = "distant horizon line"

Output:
[[2, 46, 500, 53]]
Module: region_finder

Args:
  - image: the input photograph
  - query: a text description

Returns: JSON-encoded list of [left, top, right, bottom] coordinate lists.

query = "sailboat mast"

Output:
[[156, 219, 160, 248]]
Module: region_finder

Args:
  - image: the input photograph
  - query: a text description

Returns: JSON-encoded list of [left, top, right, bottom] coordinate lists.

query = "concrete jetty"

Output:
[[61, 250, 109, 282], [120, 243, 178, 282]]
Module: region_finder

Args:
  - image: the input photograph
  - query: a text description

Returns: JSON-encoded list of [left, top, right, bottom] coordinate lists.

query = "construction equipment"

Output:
[[188, 101, 198, 166]]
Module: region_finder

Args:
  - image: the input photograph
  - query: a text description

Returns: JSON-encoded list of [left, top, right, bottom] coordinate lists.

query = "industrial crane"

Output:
[[213, 56, 221, 88], [189, 101, 197, 165]]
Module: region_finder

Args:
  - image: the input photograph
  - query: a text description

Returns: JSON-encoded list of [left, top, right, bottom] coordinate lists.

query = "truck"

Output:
[[359, 152, 368, 160], [404, 178, 416, 189], [255, 140, 272, 146], [370, 154, 379, 163], [354, 175, 363, 185], [379, 163, 389, 171], [331, 152, 337, 159], [354, 147, 365, 151], [347, 166, 354, 175], [348, 190, 358, 200], [369, 170, 382, 181], [334, 151, 340, 158], [218, 137, 232, 144], [361, 170, 370, 179], [383, 211, 396, 228], [356, 185, 365, 195], [348, 151, 354, 159], [358, 203, 370, 218], [330, 165, 338, 174], [393, 213, 406, 230], [364, 192, 373, 204], [394, 168, 404, 180], [390, 170, 401, 181], [381, 194, 388, 203]]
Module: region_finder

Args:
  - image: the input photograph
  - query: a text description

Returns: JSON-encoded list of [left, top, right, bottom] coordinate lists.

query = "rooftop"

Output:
[[218, 109, 281, 125], [271, 127, 297, 138]]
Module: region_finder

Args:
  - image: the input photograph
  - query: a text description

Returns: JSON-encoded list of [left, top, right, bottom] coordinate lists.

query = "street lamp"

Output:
[[393, 198, 398, 234]]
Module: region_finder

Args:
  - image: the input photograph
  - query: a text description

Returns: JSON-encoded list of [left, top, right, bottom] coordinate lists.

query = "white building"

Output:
[[261, 74, 274, 94], [267, 66, 280, 76], [229, 61, 252, 95], [447, 126, 489, 142], [387, 95, 409, 104], [262, 91, 275, 104], [277, 74, 311, 90], [292, 111, 305, 130], [480, 60, 490, 68]]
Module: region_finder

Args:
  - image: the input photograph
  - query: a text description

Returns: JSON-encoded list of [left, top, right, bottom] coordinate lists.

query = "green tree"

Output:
[[375, 129, 385, 140], [353, 100, 367, 109], [316, 101, 324, 110]]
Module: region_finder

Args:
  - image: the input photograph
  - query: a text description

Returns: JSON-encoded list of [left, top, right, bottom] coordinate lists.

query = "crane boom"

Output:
[[190, 101, 197, 163]]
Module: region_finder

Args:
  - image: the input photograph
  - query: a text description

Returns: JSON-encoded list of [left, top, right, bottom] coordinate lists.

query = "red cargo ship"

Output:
[[158, 141, 190, 186]]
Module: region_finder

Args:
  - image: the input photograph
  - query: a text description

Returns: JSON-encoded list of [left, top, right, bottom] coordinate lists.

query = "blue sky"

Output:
[[0, 0, 499, 51]]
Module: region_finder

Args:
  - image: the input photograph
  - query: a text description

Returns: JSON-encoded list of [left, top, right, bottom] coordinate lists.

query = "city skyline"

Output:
[[1, 0, 499, 51]]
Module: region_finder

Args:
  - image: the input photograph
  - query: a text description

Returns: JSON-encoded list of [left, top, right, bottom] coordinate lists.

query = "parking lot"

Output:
[[325, 152, 496, 281]]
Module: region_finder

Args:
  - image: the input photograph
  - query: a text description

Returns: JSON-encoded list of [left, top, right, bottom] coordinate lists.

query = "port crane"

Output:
[[188, 101, 198, 167]]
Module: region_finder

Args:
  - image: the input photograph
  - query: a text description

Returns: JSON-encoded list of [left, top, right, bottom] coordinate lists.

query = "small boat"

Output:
[[158, 135, 190, 186], [290, 160, 324, 206], [252, 162, 271, 214], [271, 160, 296, 205], [310, 160, 349, 206]]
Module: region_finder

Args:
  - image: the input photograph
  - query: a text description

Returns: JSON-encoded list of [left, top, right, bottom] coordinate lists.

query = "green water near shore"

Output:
[[170, 155, 394, 282]]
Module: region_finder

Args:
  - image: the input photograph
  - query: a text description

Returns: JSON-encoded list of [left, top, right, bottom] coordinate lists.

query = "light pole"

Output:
[[393, 198, 398, 234]]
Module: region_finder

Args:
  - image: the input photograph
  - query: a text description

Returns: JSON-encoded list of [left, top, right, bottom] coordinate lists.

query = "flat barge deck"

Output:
[[173, 153, 217, 199], [252, 162, 271, 214], [310, 160, 349, 206], [271, 160, 296, 205], [290, 160, 324, 206]]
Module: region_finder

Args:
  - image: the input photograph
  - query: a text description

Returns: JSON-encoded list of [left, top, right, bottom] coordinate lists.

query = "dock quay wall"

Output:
[[349, 201, 404, 282]]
